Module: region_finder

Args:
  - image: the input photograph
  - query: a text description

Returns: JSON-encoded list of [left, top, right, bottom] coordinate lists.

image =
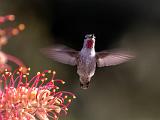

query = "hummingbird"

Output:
[[42, 34, 134, 89]]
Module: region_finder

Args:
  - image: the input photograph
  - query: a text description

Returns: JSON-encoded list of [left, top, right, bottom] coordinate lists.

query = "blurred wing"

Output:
[[96, 50, 135, 67], [41, 45, 78, 66]]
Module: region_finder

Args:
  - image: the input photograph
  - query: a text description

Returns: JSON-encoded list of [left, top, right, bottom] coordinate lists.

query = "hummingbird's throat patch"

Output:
[[86, 40, 93, 48]]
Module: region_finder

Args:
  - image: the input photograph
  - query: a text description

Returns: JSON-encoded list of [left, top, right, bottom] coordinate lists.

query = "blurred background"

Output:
[[1, 0, 160, 120]]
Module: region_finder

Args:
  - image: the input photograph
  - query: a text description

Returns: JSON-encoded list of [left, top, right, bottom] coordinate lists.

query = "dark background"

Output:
[[1, 0, 160, 120]]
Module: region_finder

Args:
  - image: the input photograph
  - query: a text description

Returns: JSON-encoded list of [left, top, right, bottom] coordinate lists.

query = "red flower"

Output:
[[0, 68, 76, 120]]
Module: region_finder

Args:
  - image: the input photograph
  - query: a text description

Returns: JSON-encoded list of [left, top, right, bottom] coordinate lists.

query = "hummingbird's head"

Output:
[[83, 34, 95, 49]]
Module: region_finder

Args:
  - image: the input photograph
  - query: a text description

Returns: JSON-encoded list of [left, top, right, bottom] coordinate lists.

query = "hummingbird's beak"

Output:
[[80, 82, 90, 89]]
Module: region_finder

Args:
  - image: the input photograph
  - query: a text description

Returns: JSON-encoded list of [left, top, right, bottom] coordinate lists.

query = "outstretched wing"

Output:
[[41, 45, 78, 66], [96, 50, 135, 67]]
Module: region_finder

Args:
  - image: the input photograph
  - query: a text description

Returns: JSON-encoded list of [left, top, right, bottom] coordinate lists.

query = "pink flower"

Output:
[[0, 52, 28, 73], [0, 68, 76, 120], [0, 15, 25, 47], [0, 14, 27, 73]]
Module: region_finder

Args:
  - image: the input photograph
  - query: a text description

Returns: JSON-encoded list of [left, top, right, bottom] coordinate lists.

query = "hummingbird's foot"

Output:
[[80, 82, 90, 89]]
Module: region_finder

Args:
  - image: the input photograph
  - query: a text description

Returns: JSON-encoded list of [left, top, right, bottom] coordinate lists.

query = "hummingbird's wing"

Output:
[[96, 50, 135, 67], [41, 45, 78, 66]]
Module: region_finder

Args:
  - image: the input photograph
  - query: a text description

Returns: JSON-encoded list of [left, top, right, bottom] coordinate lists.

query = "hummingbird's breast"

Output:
[[77, 52, 96, 78]]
